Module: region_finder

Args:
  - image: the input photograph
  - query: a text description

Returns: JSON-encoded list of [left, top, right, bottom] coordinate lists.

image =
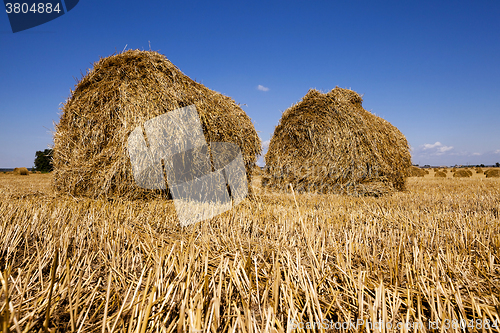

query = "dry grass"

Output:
[[53, 50, 261, 200], [453, 170, 472, 178], [0, 173, 499, 332], [434, 171, 446, 178], [263, 88, 411, 197], [13, 167, 29, 176], [253, 166, 263, 175], [486, 169, 500, 178], [408, 166, 427, 177]]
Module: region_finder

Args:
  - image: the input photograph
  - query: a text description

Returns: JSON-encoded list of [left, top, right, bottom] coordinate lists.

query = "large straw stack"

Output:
[[263, 88, 411, 196], [53, 50, 261, 199]]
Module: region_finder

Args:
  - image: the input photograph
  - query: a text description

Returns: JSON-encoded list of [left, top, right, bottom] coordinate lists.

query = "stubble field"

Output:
[[0, 170, 499, 332]]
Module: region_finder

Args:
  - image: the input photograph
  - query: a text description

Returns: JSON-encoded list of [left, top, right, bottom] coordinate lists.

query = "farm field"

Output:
[[0, 171, 499, 332]]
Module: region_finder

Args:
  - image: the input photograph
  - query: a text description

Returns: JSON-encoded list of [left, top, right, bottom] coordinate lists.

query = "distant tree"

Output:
[[480, 164, 485, 168], [496, 162, 500, 168], [34, 149, 53, 172]]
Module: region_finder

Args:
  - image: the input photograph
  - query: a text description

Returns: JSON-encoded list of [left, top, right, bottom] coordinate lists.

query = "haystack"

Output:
[[485, 169, 500, 178], [13, 167, 29, 175], [408, 166, 427, 177], [263, 88, 411, 196], [453, 170, 471, 178], [476, 168, 483, 174], [434, 171, 447, 178], [53, 50, 261, 199]]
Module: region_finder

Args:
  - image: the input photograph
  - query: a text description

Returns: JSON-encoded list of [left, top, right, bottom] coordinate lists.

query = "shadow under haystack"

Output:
[[263, 87, 411, 196], [53, 50, 261, 199]]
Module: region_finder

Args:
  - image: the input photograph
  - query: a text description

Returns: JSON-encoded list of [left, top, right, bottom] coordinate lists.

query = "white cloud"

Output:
[[262, 140, 270, 150], [438, 146, 454, 153], [412, 145, 500, 166], [257, 85, 269, 92], [422, 142, 442, 150], [421, 142, 453, 155]]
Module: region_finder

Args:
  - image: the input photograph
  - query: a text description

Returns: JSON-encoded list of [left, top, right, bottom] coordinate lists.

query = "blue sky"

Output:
[[1, 0, 499, 168]]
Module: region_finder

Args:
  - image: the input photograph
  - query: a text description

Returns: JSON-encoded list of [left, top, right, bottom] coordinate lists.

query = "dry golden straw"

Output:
[[485, 169, 500, 178], [13, 167, 29, 176], [434, 171, 447, 177], [1, 172, 499, 332], [53, 50, 261, 199], [453, 169, 472, 178], [263, 88, 411, 196], [408, 166, 428, 177]]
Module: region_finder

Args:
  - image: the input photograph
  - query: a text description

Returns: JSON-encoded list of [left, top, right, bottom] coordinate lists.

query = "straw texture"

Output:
[[485, 169, 500, 178], [263, 87, 411, 196], [13, 167, 29, 175], [453, 169, 472, 178], [408, 166, 428, 177], [53, 50, 261, 199]]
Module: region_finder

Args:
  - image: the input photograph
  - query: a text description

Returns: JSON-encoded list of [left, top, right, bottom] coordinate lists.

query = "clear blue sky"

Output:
[[1, 0, 499, 168]]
